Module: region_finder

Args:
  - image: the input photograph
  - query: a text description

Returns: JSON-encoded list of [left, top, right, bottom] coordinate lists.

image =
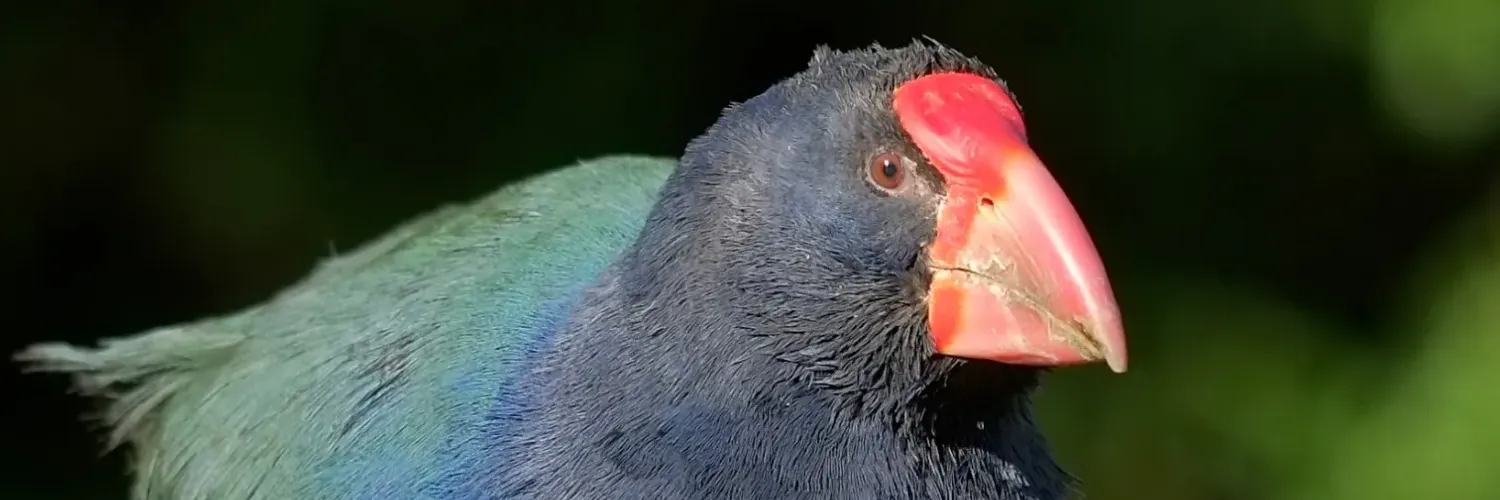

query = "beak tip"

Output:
[[1097, 315, 1128, 374], [1081, 304, 1127, 373], [1106, 353, 1127, 373]]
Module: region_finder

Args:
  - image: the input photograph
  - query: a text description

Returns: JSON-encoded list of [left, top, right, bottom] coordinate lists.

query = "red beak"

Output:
[[893, 72, 1127, 373]]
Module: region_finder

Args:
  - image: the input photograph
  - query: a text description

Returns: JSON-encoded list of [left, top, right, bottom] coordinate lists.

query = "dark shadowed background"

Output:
[[4, 1, 1499, 499]]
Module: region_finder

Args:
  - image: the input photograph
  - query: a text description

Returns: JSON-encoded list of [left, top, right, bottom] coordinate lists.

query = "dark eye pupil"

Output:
[[881, 160, 899, 178]]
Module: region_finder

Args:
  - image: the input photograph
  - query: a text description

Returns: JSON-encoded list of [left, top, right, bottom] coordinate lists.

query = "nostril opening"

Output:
[[976, 197, 1000, 221], [978, 197, 997, 214]]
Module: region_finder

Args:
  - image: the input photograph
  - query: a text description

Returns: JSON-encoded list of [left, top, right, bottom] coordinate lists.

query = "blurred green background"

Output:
[[3, 1, 1498, 499]]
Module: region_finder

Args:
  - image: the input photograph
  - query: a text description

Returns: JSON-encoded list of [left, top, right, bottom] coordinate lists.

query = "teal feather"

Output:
[[17, 155, 676, 500]]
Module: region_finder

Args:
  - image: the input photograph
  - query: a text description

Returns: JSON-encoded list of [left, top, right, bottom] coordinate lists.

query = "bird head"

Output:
[[648, 41, 1126, 403]]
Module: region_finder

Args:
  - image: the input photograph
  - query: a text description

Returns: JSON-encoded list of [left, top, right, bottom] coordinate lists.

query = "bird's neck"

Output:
[[494, 216, 1070, 499]]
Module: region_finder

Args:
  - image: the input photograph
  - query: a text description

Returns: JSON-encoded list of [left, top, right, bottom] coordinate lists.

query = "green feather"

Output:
[[17, 155, 676, 500]]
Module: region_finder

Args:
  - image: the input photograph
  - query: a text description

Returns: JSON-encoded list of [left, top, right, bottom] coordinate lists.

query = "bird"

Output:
[[18, 40, 1127, 500]]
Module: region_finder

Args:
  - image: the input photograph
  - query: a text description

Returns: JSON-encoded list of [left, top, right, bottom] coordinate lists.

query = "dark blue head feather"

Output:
[[480, 40, 1069, 500]]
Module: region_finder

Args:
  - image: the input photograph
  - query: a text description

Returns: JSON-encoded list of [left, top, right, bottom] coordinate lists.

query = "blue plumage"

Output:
[[419, 294, 574, 500], [20, 155, 675, 499]]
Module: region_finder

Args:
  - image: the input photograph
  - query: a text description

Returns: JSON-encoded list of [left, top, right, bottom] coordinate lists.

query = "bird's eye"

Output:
[[866, 153, 907, 192]]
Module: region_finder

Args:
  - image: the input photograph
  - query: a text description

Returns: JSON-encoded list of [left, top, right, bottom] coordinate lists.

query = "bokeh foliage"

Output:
[[3, 1, 1496, 499]]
